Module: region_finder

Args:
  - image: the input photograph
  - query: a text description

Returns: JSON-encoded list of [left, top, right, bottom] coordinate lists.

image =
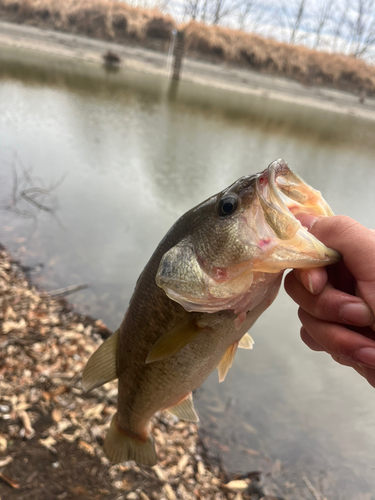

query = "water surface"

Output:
[[1, 51, 375, 498]]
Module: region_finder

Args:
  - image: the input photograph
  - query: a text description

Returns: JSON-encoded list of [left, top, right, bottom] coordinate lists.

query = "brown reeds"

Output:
[[183, 21, 375, 95], [0, 0, 176, 47], [0, 0, 375, 96]]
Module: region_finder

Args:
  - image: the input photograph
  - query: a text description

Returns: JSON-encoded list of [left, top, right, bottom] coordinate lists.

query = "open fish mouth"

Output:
[[259, 159, 334, 226], [252, 159, 341, 270]]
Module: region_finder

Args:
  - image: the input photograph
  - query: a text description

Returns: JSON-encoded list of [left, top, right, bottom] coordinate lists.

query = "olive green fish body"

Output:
[[82, 159, 340, 466]]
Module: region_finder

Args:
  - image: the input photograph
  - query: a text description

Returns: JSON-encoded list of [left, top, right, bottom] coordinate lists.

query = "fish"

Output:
[[82, 158, 340, 466]]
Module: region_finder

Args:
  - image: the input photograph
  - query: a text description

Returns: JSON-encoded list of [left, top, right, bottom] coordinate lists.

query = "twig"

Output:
[[302, 476, 324, 500], [19, 410, 36, 440], [48, 284, 89, 297], [0, 471, 20, 489], [0, 456, 13, 468]]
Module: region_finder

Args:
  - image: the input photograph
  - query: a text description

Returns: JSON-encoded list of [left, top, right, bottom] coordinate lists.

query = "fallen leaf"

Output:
[[52, 408, 62, 422], [0, 435, 7, 453], [19, 410, 35, 439], [78, 440, 95, 456], [39, 436, 57, 453], [222, 480, 249, 490], [2, 318, 26, 334]]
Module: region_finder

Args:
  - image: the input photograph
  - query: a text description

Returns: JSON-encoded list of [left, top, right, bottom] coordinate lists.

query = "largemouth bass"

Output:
[[82, 159, 339, 466]]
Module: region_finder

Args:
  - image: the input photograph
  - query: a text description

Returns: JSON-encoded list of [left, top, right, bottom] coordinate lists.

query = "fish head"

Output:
[[156, 159, 340, 313]]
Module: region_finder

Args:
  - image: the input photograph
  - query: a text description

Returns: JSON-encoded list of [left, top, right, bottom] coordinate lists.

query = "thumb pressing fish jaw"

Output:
[[82, 160, 340, 466]]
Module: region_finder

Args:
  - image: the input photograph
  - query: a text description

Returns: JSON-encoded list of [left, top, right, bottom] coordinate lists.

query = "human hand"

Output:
[[284, 216, 375, 387]]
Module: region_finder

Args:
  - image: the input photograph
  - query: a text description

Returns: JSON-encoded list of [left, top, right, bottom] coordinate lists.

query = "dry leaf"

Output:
[[222, 480, 249, 490], [163, 483, 177, 500], [19, 410, 35, 439], [0, 435, 7, 453], [52, 408, 62, 422], [2, 318, 26, 334], [78, 440, 95, 456], [39, 436, 57, 453]]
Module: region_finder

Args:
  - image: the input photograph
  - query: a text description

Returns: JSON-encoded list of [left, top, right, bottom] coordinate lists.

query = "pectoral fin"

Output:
[[238, 332, 254, 349], [218, 341, 239, 383], [146, 318, 201, 363], [166, 393, 199, 422], [82, 330, 118, 392]]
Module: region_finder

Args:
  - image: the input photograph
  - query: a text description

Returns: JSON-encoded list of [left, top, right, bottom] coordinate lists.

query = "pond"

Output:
[[1, 46, 375, 498]]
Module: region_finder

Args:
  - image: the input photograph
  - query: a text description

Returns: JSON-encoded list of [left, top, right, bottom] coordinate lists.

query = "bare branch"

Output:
[[0, 156, 66, 226]]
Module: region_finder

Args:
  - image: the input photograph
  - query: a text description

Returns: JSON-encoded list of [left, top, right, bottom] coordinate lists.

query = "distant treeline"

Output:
[[0, 0, 374, 96]]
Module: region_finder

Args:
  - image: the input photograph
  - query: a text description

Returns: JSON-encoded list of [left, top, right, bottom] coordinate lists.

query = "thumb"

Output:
[[309, 216, 375, 314]]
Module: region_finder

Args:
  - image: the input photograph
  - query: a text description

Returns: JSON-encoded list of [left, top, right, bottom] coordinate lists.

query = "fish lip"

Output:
[[257, 159, 289, 207], [256, 159, 297, 216], [256, 159, 341, 263], [256, 158, 333, 221]]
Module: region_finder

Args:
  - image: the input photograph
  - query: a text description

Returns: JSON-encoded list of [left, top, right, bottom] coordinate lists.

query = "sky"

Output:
[[122, 0, 375, 61]]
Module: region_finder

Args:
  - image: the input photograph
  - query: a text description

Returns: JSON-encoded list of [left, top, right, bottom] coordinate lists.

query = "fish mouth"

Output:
[[254, 159, 341, 267], [258, 159, 334, 224]]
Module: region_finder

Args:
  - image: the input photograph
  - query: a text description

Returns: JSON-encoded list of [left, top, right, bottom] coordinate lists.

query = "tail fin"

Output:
[[103, 414, 157, 466]]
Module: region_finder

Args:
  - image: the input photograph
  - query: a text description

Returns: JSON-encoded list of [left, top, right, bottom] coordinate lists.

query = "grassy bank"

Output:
[[0, 0, 375, 96]]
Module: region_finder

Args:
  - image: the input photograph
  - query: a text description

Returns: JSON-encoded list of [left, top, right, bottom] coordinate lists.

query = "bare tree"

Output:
[[181, 0, 236, 25], [236, 0, 268, 32], [347, 0, 375, 57], [211, 0, 232, 24], [331, 0, 350, 52], [280, 0, 308, 44], [312, 0, 336, 48], [200, 0, 209, 23], [183, 0, 201, 21]]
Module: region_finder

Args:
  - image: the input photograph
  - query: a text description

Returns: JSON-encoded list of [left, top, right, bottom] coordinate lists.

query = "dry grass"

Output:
[[0, 0, 375, 95], [184, 21, 375, 95], [0, 0, 176, 47]]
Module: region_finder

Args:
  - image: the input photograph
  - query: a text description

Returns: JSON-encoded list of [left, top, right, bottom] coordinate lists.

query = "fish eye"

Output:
[[218, 195, 238, 216]]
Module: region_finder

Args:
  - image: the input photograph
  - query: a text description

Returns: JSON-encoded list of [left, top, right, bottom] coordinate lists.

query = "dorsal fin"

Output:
[[82, 330, 118, 392], [218, 341, 239, 383], [238, 332, 254, 349], [166, 393, 199, 422], [146, 318, 201, 363]]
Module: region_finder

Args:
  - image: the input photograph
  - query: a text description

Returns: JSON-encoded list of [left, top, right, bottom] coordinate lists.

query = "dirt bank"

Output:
[[1, 0, 375, 98], [1, 20, 375, 124]]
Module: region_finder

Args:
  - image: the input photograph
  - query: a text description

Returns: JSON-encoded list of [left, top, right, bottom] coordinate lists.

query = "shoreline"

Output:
[[1, 20, 375, 123]]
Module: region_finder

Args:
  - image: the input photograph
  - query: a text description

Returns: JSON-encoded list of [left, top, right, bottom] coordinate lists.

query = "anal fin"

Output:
[[238, 332, 254, 349], [166, 393, 199, 422], [82, 330, 118, 392], [218, 341, 239, 383], [104, 413, 157, 466]]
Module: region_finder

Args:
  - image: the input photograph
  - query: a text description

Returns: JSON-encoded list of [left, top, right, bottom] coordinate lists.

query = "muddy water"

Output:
[[1, 49, 375, 498]]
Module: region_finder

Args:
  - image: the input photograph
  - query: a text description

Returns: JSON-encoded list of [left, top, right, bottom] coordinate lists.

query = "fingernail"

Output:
[[339, 302, 374, 325], [307, 273, 314, 294], [298, 271, 314, 294], [307, 217, 319, 230], [355, 348, 375, 368]]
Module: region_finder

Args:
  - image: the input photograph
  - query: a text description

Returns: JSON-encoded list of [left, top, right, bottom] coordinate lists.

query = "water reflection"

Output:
[[1, 48, 375, 497]]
